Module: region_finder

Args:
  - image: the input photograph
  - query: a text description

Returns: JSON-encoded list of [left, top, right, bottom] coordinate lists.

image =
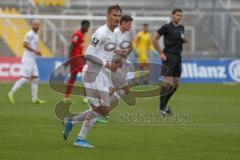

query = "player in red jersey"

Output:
[[63, 20, 90, 103]]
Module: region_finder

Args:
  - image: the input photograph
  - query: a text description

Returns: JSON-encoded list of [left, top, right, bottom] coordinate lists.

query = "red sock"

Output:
[[64, 76, 76, 98]]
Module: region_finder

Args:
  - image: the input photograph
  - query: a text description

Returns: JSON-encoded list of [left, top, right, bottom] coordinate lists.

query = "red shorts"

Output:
[[68, 55, 85, 74]]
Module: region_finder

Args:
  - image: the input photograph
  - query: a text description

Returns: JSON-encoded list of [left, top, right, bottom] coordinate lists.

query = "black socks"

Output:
[[160, 86, 178, 110]]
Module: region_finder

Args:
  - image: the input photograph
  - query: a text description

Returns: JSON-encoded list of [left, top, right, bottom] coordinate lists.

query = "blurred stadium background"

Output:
[[0, 0, 240, 58], [0, 1, 240, 160], [0, 0, 240, 83]]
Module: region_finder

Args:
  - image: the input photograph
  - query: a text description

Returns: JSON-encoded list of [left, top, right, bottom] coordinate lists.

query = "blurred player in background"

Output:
[[7, 19, 45, 104], [63, 20, 90, 104], [153, 8, 189, 116], [133, 23, 157, 85], [63, 4, 123, 148]]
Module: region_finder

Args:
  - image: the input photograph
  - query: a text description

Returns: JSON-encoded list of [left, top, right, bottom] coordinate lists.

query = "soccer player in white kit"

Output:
[[62, 4, 124, 148], [8, 19, 45, 104], [95, 15, 134, 123], [112, 15, 133, 92]]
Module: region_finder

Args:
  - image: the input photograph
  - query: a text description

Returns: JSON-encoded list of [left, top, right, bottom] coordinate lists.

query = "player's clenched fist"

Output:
[[105, 61, 119, 72], [113, 59, 123, 68]]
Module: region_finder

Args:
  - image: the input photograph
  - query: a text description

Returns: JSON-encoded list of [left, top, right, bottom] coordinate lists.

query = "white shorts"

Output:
[[20, 60, 39, 78], [82, 64, 111, 107], [111, 67, 128, 89]]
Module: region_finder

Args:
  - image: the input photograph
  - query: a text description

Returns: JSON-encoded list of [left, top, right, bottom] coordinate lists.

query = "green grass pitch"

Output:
[[0, 83, 240, 160]]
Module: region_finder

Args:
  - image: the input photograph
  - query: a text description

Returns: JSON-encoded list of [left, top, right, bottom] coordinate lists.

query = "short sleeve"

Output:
[[85, 30, 107, 66], [85, 31, 104, 56], [157, 24, 168, 36], [89, 31, 103, 48], [85, 31, 107, 65], [24, 32, 32, 43]]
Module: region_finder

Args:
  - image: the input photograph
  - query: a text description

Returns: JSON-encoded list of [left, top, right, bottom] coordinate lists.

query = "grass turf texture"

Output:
[[0, 83, 240, 160]]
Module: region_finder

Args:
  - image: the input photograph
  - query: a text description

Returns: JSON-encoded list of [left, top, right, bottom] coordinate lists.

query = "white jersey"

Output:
[[83, 24, 117, 107], [114, 27, 129, 46], [85, 24, 117, 64], [110, 28, 132, 89], [84, 24, 118, 79], [20, 30, 40, 77], [22, 30, 39, 64], [114, 27, 131, 61]]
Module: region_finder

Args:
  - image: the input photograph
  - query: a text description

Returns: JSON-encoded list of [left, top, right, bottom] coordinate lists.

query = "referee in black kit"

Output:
[[153, 8, 189, 116]]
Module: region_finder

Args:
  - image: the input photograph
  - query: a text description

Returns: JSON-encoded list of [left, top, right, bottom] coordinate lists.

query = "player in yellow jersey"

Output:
[[133, 23, 157, 84]]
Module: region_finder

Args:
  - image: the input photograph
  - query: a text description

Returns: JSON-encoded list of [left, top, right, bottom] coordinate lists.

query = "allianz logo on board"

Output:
[[181, 63, 227, 79]]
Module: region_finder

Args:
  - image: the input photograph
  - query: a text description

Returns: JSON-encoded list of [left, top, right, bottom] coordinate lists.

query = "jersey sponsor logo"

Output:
[[72, 36, 79, 42], [103, 40, 131, 51], [90, 37, 99, 47], [119, 40, 131, 50], [228, 60, 240, 82], [182, 63, 227, 79], [104, 42, 117, 51]]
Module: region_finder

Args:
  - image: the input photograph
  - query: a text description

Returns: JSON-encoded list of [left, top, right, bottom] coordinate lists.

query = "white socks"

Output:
[[10, 78, 28, 94], [73, 90, 125, 125], [78, 118, 97, 139], [74, 89, 126, 140], [31, 79, 39, 100], [10, 78, 39, 101], [73, 110, 100, 139], [72, 110, 100, 124]]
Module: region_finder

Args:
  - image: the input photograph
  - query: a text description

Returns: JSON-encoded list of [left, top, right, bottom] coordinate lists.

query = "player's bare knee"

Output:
[[94, 106, 109, 115], [162, 81, 171, 89], [162, 76, 172, 88], [173, 78, 181, 88]]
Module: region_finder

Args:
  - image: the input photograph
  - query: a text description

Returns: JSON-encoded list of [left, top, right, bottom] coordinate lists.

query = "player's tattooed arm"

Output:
[[85, 54, 106, 66], [23, 41, 41, 56], [85, 54, 118, 72], [85, 33, 109, 66]]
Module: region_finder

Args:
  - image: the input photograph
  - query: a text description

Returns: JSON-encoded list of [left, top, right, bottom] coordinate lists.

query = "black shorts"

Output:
[[161, 53, 182, 77]]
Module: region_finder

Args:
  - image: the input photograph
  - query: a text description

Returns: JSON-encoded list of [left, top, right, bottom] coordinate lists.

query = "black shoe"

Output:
[[165, 106, 173, 115], [160, 110, 168, 117], [160, 106, 173, 117]]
